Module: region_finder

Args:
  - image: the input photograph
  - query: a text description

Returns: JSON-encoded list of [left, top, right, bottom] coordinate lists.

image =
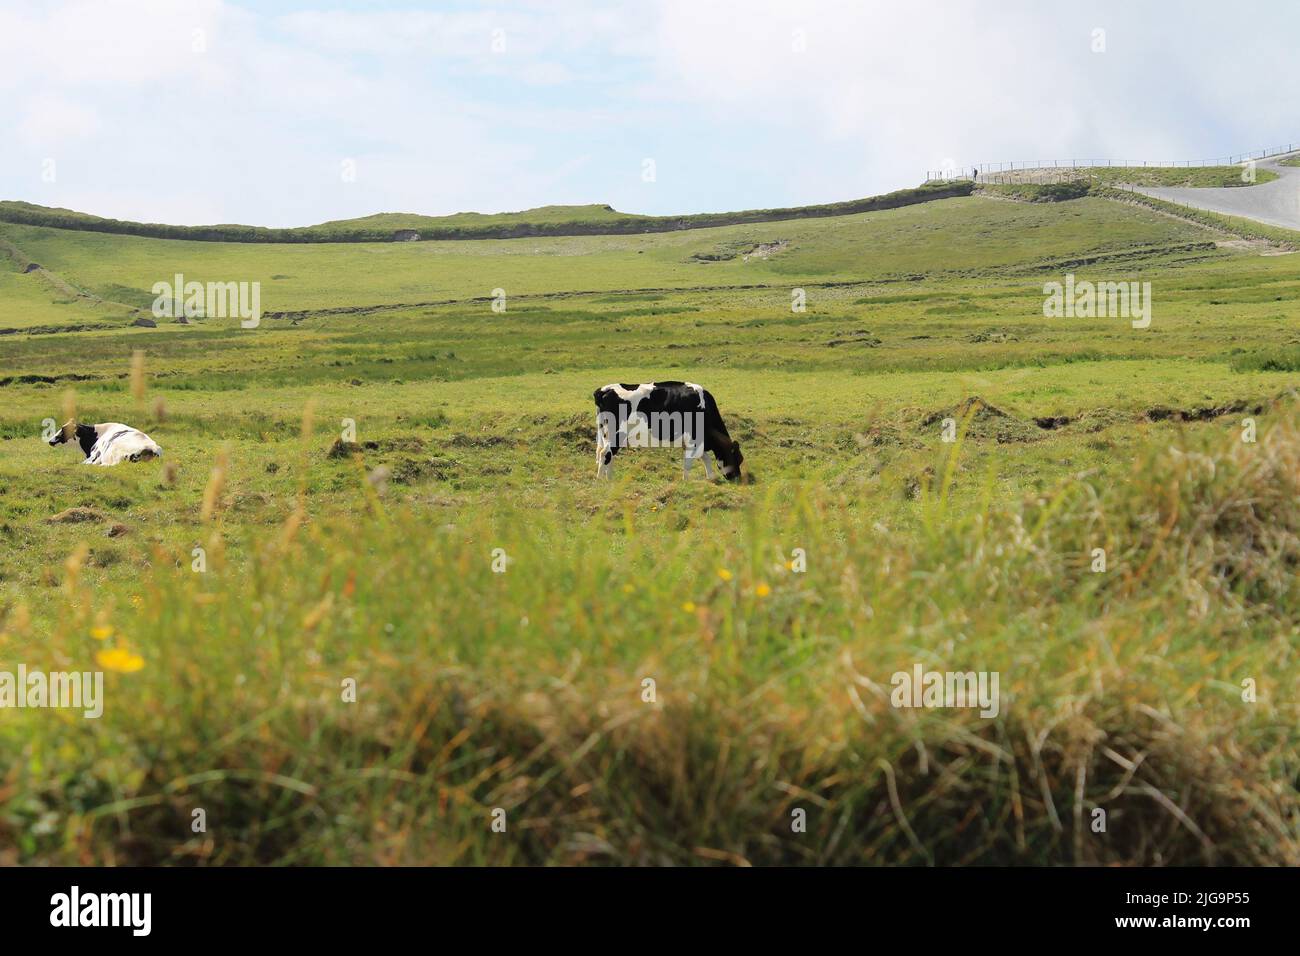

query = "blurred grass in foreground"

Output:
[[1, 403, 1296, 866]]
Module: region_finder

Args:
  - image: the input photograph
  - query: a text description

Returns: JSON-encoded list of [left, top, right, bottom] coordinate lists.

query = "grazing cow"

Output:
[[593, 381, 744, 481], [49, 421, 162, 466]]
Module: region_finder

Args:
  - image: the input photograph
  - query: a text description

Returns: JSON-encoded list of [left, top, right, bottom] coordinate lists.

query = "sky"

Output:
[[1, 0, 1297, 227]]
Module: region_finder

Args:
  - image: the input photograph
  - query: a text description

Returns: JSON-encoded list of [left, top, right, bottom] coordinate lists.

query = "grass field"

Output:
[[982, 165, 1275, 188], [1083, 166, 1274, 187], [0, 189, 1296, 865]]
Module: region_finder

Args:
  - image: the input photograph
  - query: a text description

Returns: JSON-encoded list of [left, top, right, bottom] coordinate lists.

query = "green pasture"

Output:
[[0, 188, 1296, 865]]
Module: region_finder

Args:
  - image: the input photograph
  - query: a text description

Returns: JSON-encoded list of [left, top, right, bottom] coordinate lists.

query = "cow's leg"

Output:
[[701, 453, 714, 480], [597, 418, 620, 479], [683, 446, 695, 480], [598, 428, 619, 480]]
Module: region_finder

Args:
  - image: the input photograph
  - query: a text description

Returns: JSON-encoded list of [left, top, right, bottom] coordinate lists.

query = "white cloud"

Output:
[[0, 0, 229, 87], [0, 0, 1296, 225], [16, 92, 103, 147], [272, 9, 512, 57]]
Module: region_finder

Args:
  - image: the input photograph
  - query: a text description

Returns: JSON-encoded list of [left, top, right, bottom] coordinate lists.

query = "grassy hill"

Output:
[[0, 185, 1296, 865], [311, 204, 643, 231], [0, 194, 1234, 324], [0, 182, 969, 244]]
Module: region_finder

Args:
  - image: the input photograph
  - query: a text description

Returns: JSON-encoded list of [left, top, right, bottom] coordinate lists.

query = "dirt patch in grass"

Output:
[[448, 433, 513, 449], [327, 439, 379, 458], [742, 240, 790, 261], [1033, 415, 1071, 430], [826, 329, 881, 348], [391, 455, 457, 484], [46, 507, 107, 524], [919, 397, 1044, 444], [967, 328, 1019, 344], [0, 372, 98, 386], [1145, 399, 1263, 423]]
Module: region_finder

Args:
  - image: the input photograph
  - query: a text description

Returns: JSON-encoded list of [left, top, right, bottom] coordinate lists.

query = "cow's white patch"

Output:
[[599, 383, 655, 407], [683, 382, 705, 408], [83, 423, 162, 467], [599, 383, 654, 452]]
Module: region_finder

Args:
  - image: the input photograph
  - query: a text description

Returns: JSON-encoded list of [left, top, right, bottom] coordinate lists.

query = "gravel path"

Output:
[[1132, 152, 1300, 230]]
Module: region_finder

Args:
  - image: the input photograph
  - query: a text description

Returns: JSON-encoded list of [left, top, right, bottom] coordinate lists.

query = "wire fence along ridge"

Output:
[[925, 142, 1299, 183]]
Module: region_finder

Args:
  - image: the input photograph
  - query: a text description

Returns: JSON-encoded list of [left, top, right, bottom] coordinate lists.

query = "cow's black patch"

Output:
[[76, 424, 98, 458]]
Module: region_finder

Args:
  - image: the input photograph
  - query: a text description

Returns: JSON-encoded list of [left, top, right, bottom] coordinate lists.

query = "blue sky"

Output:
[[2, 0, 1297, 227]]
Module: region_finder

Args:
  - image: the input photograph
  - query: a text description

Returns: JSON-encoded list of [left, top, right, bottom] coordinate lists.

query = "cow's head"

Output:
[[49, 420, 95, 453], [719, 441, 744, 482]]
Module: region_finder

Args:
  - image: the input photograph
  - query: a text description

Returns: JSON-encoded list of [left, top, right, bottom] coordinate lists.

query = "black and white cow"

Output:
[[593, 381, 744, 481], [49, 421, 162, 466]]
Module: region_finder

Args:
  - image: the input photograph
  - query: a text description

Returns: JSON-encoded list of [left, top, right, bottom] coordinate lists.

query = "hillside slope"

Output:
[[0, 194, 1231, 327], [0, 183, 969, 244]]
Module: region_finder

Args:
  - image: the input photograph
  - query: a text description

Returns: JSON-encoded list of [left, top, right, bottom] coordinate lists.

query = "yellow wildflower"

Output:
[[96, 648, 145, 673]]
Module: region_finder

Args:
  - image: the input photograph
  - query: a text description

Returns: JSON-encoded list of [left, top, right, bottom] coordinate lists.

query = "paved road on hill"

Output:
[[1132, 152, 1300, 230]]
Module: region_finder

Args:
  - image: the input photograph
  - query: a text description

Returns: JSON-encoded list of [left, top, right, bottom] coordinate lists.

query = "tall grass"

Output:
[[1, 405, 1296, 865]]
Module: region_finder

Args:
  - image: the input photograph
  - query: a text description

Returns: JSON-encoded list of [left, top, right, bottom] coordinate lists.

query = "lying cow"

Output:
[[49, 421, 163, 466], [594, 381, 743, 481]]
